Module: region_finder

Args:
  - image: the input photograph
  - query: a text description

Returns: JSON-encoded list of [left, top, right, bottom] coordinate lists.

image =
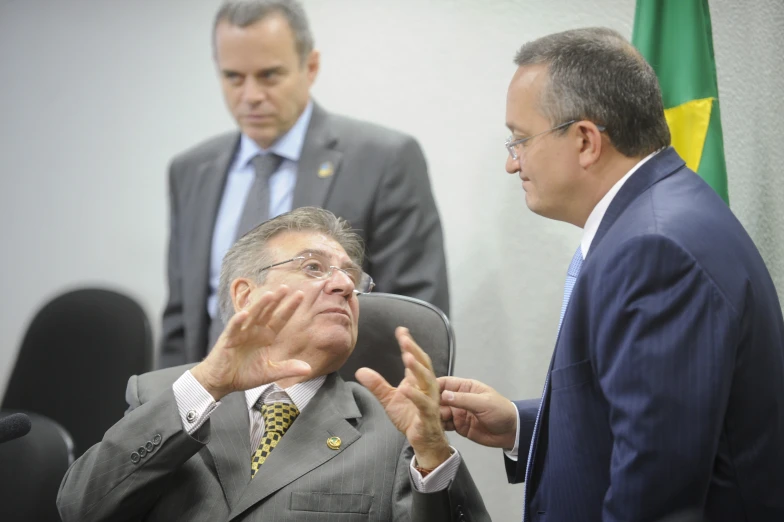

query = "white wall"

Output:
[[1, 1, 782, 520]]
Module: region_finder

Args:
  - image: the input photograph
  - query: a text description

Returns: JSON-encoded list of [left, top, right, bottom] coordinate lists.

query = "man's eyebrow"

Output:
[[258, 65, 286, 76], [295, 249, 359, 269]]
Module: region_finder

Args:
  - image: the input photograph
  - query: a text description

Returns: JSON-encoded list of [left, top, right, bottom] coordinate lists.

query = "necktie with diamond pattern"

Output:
[[250, 401, 299, 479]]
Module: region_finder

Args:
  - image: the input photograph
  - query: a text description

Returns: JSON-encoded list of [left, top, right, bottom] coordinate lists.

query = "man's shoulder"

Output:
[[170, 131, 239, 168], [320, 107, 417, 149]]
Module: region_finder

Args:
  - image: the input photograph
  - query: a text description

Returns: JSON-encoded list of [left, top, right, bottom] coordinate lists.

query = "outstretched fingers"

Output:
[[355, 367, 396, 408], [396, 327, 435, 371], [246, 285, 304, 333], [399, 368, 437, 415]]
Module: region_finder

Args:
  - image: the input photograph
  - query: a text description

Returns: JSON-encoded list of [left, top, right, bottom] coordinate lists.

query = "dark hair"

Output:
[[213, 0, 314, 63], [514, 27, 670, 157]]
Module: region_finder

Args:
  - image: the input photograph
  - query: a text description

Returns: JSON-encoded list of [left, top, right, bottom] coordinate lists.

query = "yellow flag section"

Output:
[[664, 97, 713, 172]]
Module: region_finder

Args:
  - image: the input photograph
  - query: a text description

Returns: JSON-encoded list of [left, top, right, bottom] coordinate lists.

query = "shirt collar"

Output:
[[235, 99, 314, 168], [244, 374, 326, 413], [580, 149, 661, 259]]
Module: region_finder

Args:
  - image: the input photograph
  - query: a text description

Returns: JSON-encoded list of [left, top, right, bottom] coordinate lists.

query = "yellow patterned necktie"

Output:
[[250, 402, 300, 479]]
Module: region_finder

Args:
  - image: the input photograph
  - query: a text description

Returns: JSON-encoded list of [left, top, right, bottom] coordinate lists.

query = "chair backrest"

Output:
[[0, 410, 74, 522], [2, 288, 152, 457], [339, 293, 455, 385]]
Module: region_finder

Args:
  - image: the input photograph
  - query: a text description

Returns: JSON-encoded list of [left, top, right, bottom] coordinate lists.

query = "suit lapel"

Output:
[[185, 137, 238, 358], [292, 103, 343, 209], [228, 373, 363, 520], [205, 390, 252, 510], [590, 147, 686, 257]]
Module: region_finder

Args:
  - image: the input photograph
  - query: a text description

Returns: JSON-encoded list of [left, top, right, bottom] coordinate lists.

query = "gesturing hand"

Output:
[[438, 376, 519, 450], [356, 327, 452, 470], [191, 285, 312, 400]]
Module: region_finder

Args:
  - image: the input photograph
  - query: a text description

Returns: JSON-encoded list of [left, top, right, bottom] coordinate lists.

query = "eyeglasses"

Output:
[[258, 252, 375, 294], [505, 120, 606, 160]]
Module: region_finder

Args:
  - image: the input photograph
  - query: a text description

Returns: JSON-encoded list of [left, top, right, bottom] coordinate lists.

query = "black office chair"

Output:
[[340, 293, 455, 385], [2, 288, 153, 458], [0, 410, 74, 522]]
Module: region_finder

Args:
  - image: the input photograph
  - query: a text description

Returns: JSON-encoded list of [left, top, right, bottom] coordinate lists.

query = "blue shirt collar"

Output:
[[235, 100, 314, 168]]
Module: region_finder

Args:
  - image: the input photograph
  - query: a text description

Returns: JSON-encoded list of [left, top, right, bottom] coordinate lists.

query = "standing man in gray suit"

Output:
[[58, 207, 487, 522], [160, 0, 450, 368]]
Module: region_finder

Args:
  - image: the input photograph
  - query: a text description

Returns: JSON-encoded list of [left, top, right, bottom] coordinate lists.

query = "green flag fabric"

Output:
[[632, 0, 729, 204]]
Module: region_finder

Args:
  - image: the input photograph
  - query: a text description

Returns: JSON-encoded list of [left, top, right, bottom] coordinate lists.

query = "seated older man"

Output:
[[57, 207, 488, 522]]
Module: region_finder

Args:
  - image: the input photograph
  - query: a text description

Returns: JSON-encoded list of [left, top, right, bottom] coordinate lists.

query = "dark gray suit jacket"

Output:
[[57, 367, 489, 522], [160, 103, 449, 367]]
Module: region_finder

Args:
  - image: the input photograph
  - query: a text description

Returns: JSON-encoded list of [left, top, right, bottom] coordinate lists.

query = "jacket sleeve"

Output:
[[57, 376, 208, 522], [505, 398, 540, 484], [365, 136, 451, 316], [392, 444, 491, 522]]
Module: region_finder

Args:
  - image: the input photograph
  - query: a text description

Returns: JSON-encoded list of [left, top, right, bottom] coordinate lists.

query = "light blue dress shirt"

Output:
[[207, 101, 314, 320]]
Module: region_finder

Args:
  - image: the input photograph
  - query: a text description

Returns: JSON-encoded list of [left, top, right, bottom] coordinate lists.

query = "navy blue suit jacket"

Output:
[[507, 148, 784, 522]]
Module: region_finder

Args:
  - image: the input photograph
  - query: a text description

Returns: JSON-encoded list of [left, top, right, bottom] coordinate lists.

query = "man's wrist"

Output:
[[190, 364, 229, 402], [413, 441, 453, 470]]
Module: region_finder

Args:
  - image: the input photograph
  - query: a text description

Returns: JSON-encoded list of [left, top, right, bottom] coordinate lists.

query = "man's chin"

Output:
[[241, 126, 280, 148]]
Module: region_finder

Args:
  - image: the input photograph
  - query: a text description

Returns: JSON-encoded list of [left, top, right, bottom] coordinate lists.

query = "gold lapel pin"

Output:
[[326, 436, 341, 450], [318, 161, 334, 178]]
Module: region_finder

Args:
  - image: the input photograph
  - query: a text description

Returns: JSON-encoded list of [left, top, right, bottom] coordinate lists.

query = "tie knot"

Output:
[[260, 402, 300, 434], [250, 153, 284, 181]]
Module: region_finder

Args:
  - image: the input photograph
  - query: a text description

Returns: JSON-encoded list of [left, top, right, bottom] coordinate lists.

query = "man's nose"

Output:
[[505, 153, 521, 174], [323, 268, 355, 296], [242, 78, 267, 104]]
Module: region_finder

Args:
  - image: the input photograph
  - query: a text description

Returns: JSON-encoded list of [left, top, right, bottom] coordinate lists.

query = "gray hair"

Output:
[[218, 207, 364, 324], [213, 0, 314, 63], [514, 27, 670, 157]]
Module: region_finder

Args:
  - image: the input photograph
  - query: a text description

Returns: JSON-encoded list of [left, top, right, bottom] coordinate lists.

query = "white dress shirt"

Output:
[[505, 149, 661, 460], [172, 370, 461, 492]]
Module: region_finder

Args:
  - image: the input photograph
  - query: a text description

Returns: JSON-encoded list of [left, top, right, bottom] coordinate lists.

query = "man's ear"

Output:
[[231, 278, 256, 314], [575, 121, 604, 170], [305, 49, 320, 85]]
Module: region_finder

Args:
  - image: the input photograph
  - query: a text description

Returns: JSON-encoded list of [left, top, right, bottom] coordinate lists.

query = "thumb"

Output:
[[266, 359, 312, 382], [355, 367, 395, 407], [440, 389, 489, 415]]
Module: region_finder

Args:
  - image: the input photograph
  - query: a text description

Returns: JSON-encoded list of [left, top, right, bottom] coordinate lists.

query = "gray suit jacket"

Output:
[[160, 103, 450, 368], [57, 367, 488, 522]]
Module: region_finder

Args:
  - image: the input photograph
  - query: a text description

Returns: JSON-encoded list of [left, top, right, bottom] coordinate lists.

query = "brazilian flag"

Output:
[[632, 0, 729, 204]]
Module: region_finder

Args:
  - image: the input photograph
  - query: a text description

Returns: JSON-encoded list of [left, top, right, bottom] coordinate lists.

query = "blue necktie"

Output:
[[522, 247, 583, 521], [558, 247, 584, 331]]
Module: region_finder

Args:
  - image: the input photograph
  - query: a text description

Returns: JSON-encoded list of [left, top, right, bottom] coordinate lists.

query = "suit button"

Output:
[[152, 434, 162, 445], [186, 410, 197, 423], [138, 447, 147, 458], [145, 441, 154, 452], [130, 452, 141, 464]]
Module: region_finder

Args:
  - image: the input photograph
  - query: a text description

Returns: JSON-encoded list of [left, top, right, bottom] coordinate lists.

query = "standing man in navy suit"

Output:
[[440, 28, 784, 522]]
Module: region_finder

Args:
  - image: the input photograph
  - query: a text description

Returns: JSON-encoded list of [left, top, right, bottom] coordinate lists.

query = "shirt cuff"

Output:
[[409, 446, 461, 492], [172, 370, 221, 434], [503, 400, 521, 461]]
